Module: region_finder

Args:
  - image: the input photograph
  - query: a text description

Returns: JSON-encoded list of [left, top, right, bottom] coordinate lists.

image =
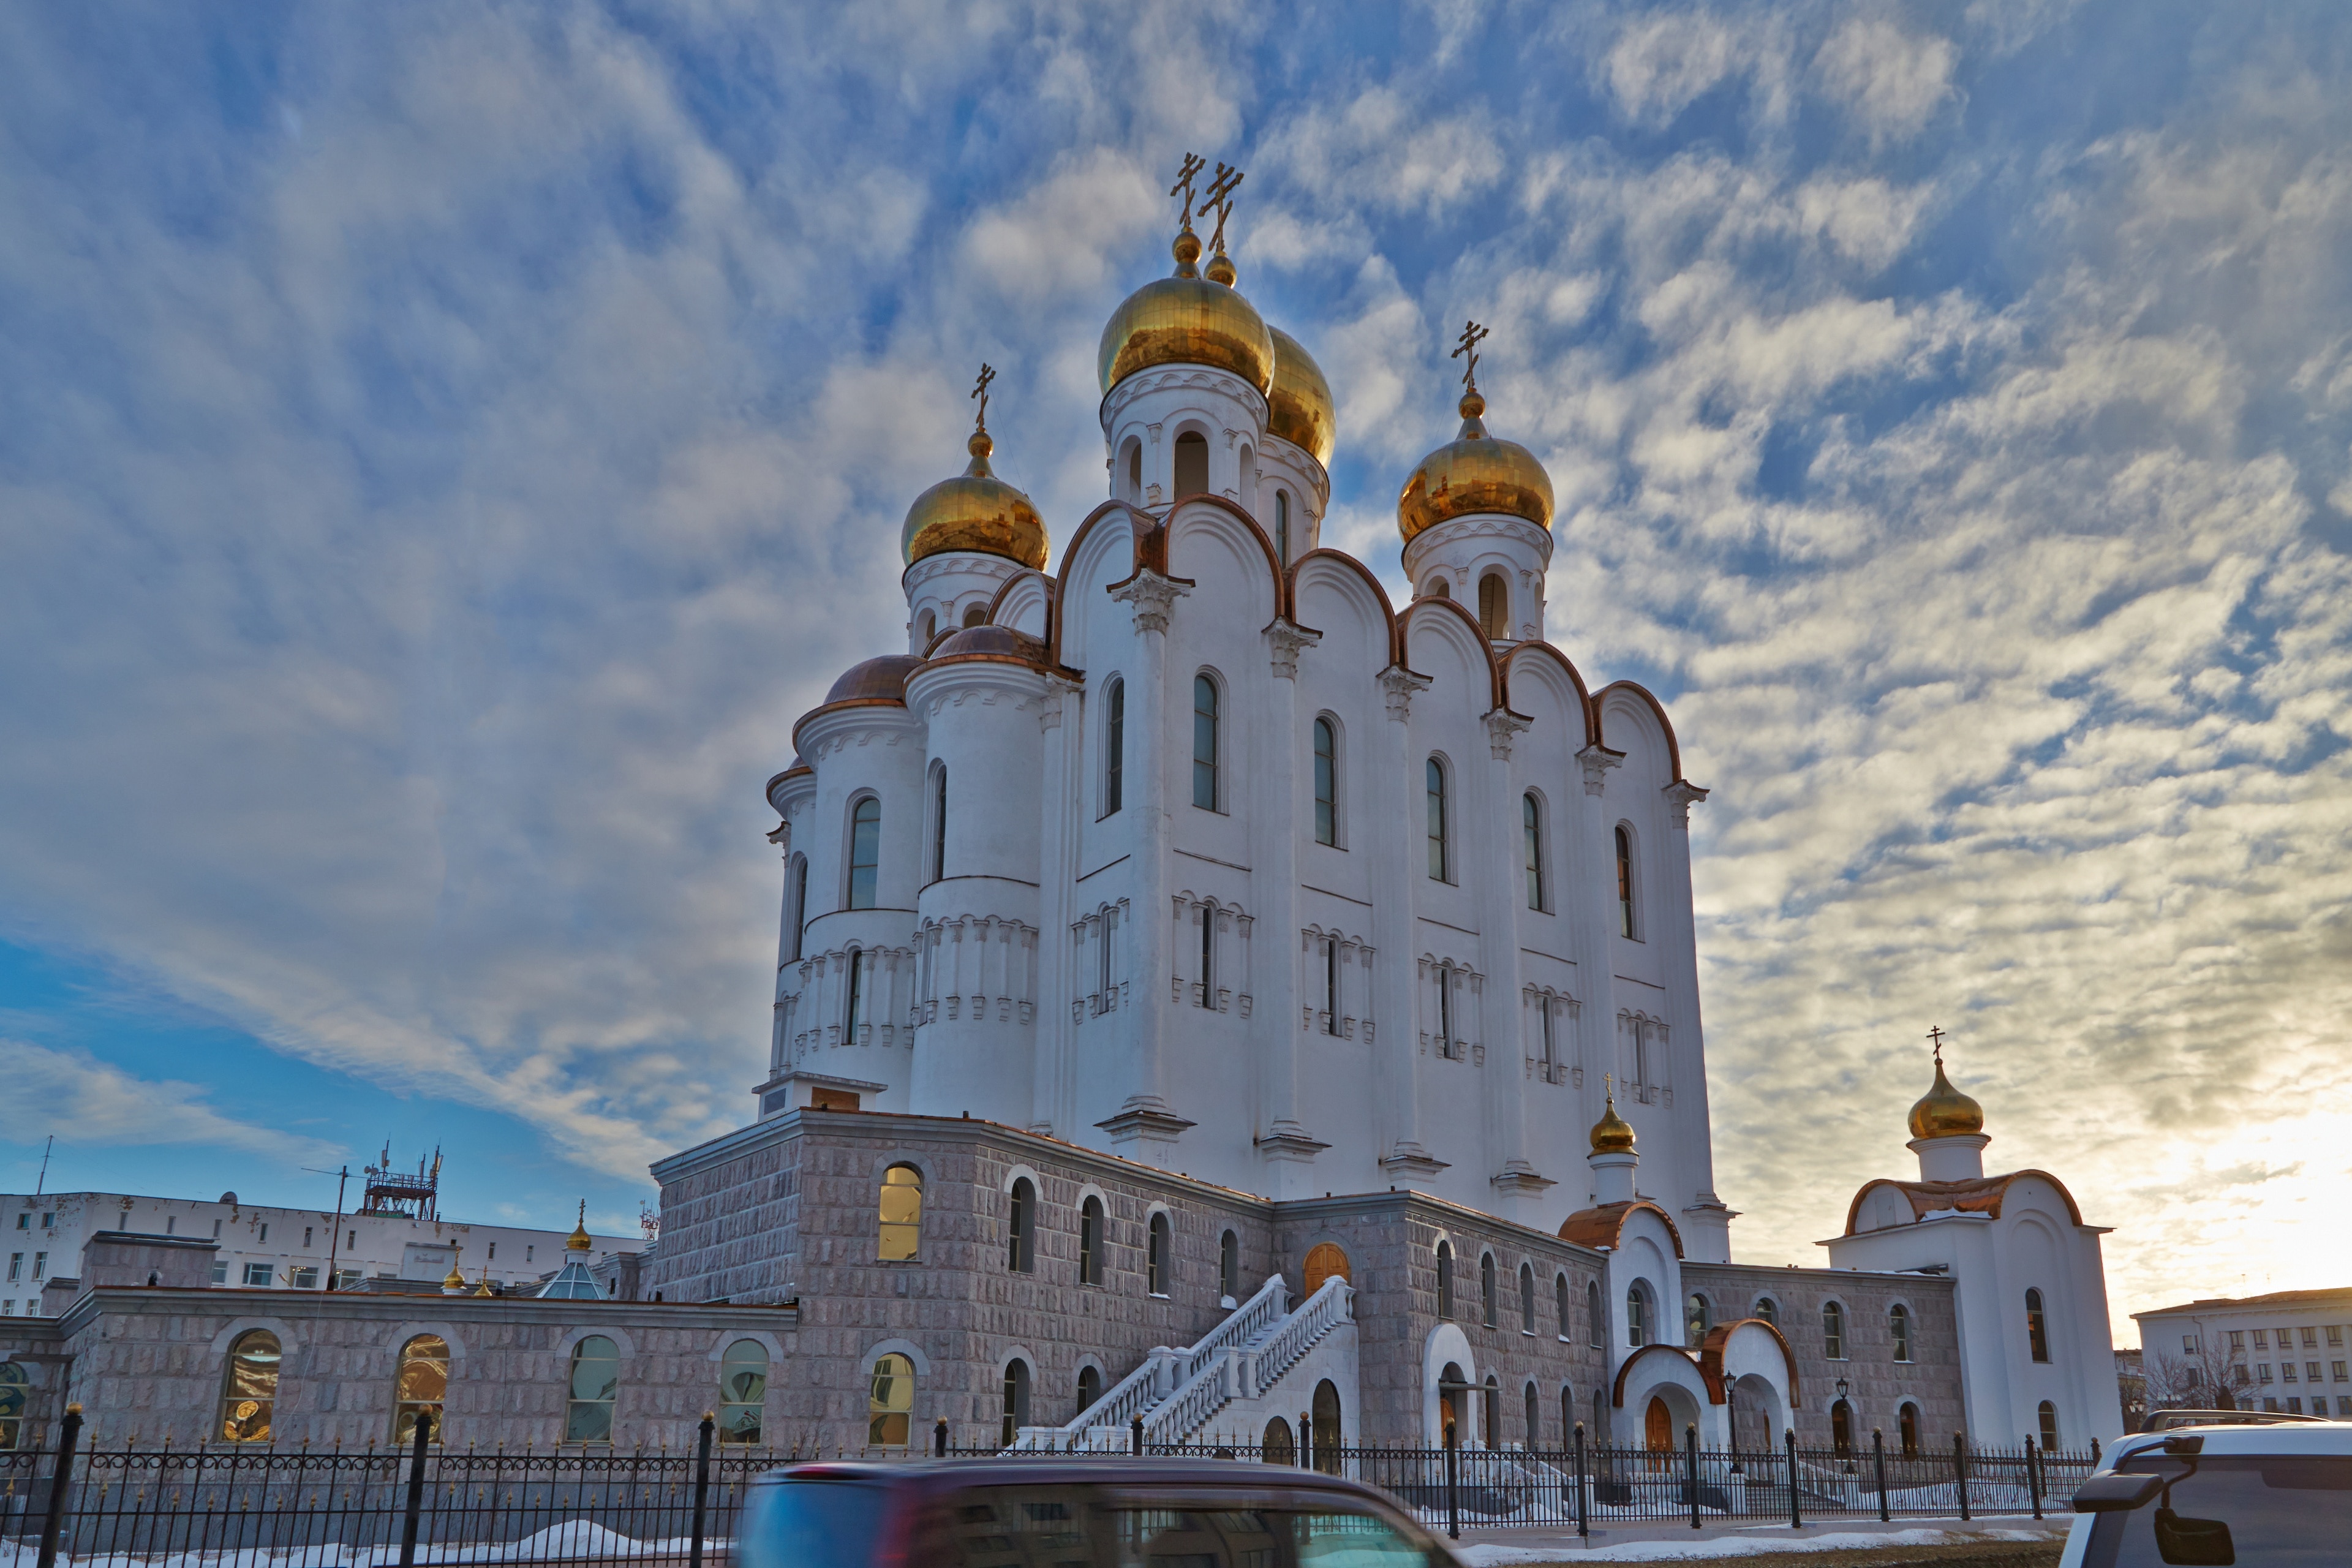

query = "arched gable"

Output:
[[1594, 680, 1687, 782], [1695, 1319, 1802, 1407], [1049, 500, 1144, 669], [1289, 549, 1403, 670], [1840, 1169, 2087, 1235], [1401, 596, 1505, 714], [1502, 642, 1599, 749], [987, 571, 1055, 641], [1164, 493, 1289, 626]]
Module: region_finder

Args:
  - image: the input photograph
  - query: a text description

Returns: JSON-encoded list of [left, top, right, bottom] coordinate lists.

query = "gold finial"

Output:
[[1589, 1073, 1637, 1155], [1908, 1027, 1985, 1140], [441, 1243, 466, 1292], [567, 1201, 592, 1253], [1203, 162, 1244, 285], [1169, 154, 1208, 277], [1452, 319, 1490, 421], [473, 1266, 493, 1297]]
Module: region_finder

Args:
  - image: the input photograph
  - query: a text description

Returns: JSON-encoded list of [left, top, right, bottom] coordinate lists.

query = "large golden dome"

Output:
[[901, 430, 1048, 570], [1098, 233, 1275, 397], [1907, 1057, 1985, 1140], [1398, 391, 1555, 542], [1267, 326, 1335, 467]]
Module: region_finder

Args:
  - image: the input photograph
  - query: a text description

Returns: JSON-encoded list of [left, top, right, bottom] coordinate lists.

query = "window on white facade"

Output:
[[1615, 825, 1638, 938], [929, 763, 948, 883], [243, 1263, 273, 1287], [1426, 758, 1449, 880], [1275, 489, 1291, 564], [843, 946, 865, 1038], [846, 797, 881, 910], [1313, 717, 1338, 846], [1193, 675, 1220, 810], [1478, 572, 1508, 639], [1102, 678, 1125, 816], [1172, 431, 1208, 498], [1523, 793, 1545, 910], [2026, 1288, 2051, 1363]]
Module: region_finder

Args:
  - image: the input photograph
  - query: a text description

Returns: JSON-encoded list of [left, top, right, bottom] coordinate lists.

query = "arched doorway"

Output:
[[1312, 1380, 1341, 1472], [1644, 1395, 1673, 1468], [1262, 1415, 1295, 1464], [1730, 1372, 1779, 1455], [1830, 1399, 1855, 1459], [1303, 1243, 1351, 1295], [1439, 1362, 1467, 1447]]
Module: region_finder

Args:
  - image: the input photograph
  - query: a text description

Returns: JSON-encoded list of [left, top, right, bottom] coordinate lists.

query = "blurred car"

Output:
[[734, 1457, 1463, 1568], [2061, 1412, 2349, 1567]]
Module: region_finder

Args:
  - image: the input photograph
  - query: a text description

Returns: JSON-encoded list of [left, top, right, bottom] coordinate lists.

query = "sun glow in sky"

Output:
[[2, 2, 2346, 1338]]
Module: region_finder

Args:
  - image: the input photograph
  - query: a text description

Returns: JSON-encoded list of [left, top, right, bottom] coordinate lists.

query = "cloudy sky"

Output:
[[3, 1, 2346, 1334]]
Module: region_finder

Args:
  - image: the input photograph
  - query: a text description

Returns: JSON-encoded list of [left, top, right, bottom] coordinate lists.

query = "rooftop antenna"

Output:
[[35, 1135, 53, 1197]]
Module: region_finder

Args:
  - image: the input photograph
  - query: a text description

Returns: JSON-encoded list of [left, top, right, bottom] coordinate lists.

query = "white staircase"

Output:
[[1014, 1272, 1355, 1451]]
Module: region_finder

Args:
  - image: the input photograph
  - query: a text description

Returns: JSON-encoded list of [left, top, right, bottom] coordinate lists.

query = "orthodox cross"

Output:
[[971, 363, 995, 431], [1169, 153, 1208, 231], [1603, 1071, 1614, 1099], [1925, 1023, 1947, 1066], [1204, 160, 1245, 252], [1452, 319, 1489, 390]]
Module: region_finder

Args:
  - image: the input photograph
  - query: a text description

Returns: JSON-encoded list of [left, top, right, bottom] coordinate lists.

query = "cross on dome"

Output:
[[1452, 318, 1488, 391], [1169, 153, 1207, 232], [1204, 162, 1243, 254], [971, 363, 995, 433]]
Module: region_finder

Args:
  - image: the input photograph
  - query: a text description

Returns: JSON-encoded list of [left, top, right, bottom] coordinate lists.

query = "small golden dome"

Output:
[[1398, 391, 1555, 541], [473, 1267, 494, 1297], [1267, 326, 1336, 467], [441, 1257, 466, 1291], [566, 1201, 592, 1253], [1098, 235, 1275, 396], [1589, 1093, 1637, 1155], [1908, 1057, 1985, 1140], [900, 429, 1048, 570]]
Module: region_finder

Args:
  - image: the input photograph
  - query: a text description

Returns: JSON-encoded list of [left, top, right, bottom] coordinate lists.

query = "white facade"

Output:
[[2132, 1287, 2352, 1417], [2, 1190, 639, 1314]]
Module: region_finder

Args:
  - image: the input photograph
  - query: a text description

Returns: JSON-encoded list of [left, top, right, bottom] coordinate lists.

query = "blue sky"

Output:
[[2, 1, 2347, 1332]]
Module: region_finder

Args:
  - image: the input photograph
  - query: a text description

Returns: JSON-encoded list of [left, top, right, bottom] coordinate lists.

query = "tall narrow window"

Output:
[[868, 1354, 914, 1447], [1001, 1360, 1032, 1446], [843, 946, 864, 1038], [1426, 758, 1448, 880], [848, 797, 881, 910], [1823, 1301, 1847, 1360], [1436, 965, 1453, 1052], [1899, 1403, 1920, 1458], [1103, 678, 1125, 815], [0, 1364, 26, 1451], [1173, 431, 1208, 498], [878, 1164, 922, 1261], [1615, 826, 1636, 938], [718, 1340, 768, 1445], [785, 855, 807, 963], [1520, 1263, 1536, 1333], [1099, 910, 1116, 1003], [393, 1334, 448, 1446], [1079, 1196, 1105, 1286], [1525, 1382, 1540, 1446], [1007, 1178, 1036, 1273], [1539, 1003, 1557, 1079], [1523, 794, 1545, 910], [930, 764, 948, 883], [1219, 1230, 1239, 1301], [1686, 1293, 1711, 1346], [218, 1329, 281, 1442], [1831, 1399, 1855, 1459], [1077, 1365, 1102, 1417], [1555, 1273, 1570, 1340], [1890, 1303, 1912, 1363], [1147, 1212, 1172, 1296], [2026, 1289, 2051, 1362], [2037, 1401, 2060, 1451], [564, 1336, 620, 1444], [1275, 490, 1291, 564], [1588, 1281, 1604, 1348], [1199, 908, 1215, 1008], [1324, 937, 1340, 1034], [1436, 1242, 1455, 1319], [1478, 572, 1508, 639], [1480, 1253, 1498, 1328], [1313, 718, 1338, 845], [919, 610, 937, 647], [1193, 675, 1219, 810], [1124, 440, 1142, 504], [1483, 1375, 1499, 1448], [1626, 1284, 1648, 1348]]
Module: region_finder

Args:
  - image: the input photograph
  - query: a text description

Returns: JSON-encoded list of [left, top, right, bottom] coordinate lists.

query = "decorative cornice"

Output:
[[1491, 1161, 1558, 1197], [1485, 708, 1532, 760], [1254, 1121, 1331, 1162], [904, 550, 1021, 594], [1379, 666, 1433, 722], [1379, 1140, 1450, 1177], [1664, 780, 1710, 828], [1265, 620, 1321, 680], [1400, 513, 1556, 579], [1100, 364, 1270, 435], [1109, 570, 1191, 634], [1578, 743, 1625, 797], [1096, 1098, 1198, 1144]]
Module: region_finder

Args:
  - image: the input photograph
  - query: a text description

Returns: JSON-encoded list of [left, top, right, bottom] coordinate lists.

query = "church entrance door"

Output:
[[1643, 1396, 1672, 1468], [1303, 1243, 1351, 1294]]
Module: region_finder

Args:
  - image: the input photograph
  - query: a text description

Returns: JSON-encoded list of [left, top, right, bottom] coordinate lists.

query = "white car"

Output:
[[2060, 1412, 2350, 1567]]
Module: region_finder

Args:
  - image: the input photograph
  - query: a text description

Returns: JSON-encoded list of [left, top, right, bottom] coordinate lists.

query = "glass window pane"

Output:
[[848, 799, 880, 909]]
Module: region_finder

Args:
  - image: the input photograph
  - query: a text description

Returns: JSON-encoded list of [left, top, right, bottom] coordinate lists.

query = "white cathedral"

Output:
[[725, 176, 2125, 1454]]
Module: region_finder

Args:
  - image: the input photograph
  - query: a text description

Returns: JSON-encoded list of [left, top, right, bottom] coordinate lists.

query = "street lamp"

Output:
[[1834, 1379, 1853, 1474]]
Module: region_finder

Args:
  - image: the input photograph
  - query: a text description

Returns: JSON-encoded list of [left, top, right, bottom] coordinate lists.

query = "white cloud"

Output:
[[0, 1039, 341, 1163], [1814, 17, 1957, 144]]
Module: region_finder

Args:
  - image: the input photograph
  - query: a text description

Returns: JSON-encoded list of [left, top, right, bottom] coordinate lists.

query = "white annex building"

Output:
[[737, 174, 2129, 1455]]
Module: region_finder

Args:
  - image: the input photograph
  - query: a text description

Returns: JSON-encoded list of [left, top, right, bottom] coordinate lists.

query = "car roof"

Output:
[[2105, 1420, 2352, 1467], [758, 1457, 1407, 1506]]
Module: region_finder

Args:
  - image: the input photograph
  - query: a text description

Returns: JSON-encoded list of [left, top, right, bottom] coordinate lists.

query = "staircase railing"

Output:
[[1025, 1273, 1289, 1447], [1250, 1276, 1352, 1390]]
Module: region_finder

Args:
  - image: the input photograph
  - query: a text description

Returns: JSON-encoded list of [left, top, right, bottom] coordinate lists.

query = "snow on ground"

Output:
[[1458, 1525, 2056, 1563]]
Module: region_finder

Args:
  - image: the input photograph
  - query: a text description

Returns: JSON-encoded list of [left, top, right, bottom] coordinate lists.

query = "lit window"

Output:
[[565, 1336, 620, 1444], [718, 1340, 768, 1445], [1426, 759, 1449, 880], [1313, 718, 1338, 846], [868, 1354, 914, 1447], [1823, 1300, 1847, 1360], [393, 1335, 448, 1446], [1891, 1303, 1913, 1363], [877, 1165, 922, 1261], [846, 797, 881, 910], [1193, 676, 1219, 810], [217, 1330, 281, 1443], [1000, 1359, 1032, 1446], [2026, 1288, 2051, 1363], [0, 1363, 27, 1450], [1899, 1403, 1920, 1458]]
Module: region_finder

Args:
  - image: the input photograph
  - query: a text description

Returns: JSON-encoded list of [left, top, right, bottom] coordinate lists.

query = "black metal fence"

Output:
[[0, 1409, 2098, 1564]]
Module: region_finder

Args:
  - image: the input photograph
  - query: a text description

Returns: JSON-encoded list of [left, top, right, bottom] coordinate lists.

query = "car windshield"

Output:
[[2086, 1453, 2351, 1568], [736, 1477, 897, 1568], [916, 1485, 1440, 1566]]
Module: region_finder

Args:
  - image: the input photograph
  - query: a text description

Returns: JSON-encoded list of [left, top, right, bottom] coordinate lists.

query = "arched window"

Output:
[[1483, 1374, 1501, 1448], [1426, 758, 1449, 880], [1264, 1415, 1296, 1464], [878, 1164, 922, 1261], [1313, 1379, 1342, 1471], [1480, 1253, 1498, 1328], [1686, 1292, 1712, 1347], [1192, 675, 1220, 810], [1102, 677, 1125, 816], [868, 1353, 914, 1447], [1898, 1403, 1921, 1458], [1077, 1364, 1102, 1417], [1312, 718, 1338, 846], [2026, 1288, 2051, 1362], [1524, 1381, 1540, 1447], [1238, 443, 1256, 513], [1147, 1212, 1172, 1296], [1001, 1359, 1032, 1446], [918, 609, 936, 647], [1123, 439, 1143, 505], [1823, 1300, 1847, 1361], [846, 796, 881, 910], [1435, 1242, 1455, 1319], [1523, 793, 1545, 910], [564, 1336, 619, 1445], [1219, 1229, 1239, 1302], [843, 945, 865, 1038], [1588, 1280, 1605, 1348], [0, 1363, 26, 1450], [1007, 1178, 1036, 1274], [1830, 1398, 1854, 1459], [929, 763, 948, 883], [1754, 1295, 1778, 1329], [785, 854, 808, 963], [1890, 1303, 1912, 1363], [1626, 1283, 1649, 1348], [217, 1329, 281, 1443], [393, 1334, 448, 1446], [2038, 1401, 2061, 1451], [1275, 489, 1291, 564], [1173, 431, 1208, 498], [1562, 1386, 1575, 1447], [1615, 825, 1637, 938], [1478, 571, 1509, 639], [1427, 578, 1451, 600], [1520, 1262, 1536, 1334], [1320, 933, 1341, 1035], [718, 1340, 768, 1445], [1078, 1196, 1105, 1286], [1555, 1273, 1571, 1340], [963, 603, 987, 628]]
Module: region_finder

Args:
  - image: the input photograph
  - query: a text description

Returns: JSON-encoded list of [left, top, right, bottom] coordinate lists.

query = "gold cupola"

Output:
[[1589, 1093, 1637, 1155], [565, 1200, 593, 1253], [900, 372, 1048, 571], [1907, 1046, 1985, 1140], [1398, 323, 1553, 541], [1097, 174, 1275, 398], [1266, 326, 1336, 467]]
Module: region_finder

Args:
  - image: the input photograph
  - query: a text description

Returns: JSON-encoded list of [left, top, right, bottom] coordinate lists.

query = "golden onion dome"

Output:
[[1589, 1093, 1637, 1155], [1908, 1057, 1985, 1140], [1398, 390, 1555, 541], [1098, 232, 1275, 397], [901, 429, 1047, 570], [566, 1201, 592, 1253], [441, 1257, 467, 1291], [1267, 326, 1336, 467]]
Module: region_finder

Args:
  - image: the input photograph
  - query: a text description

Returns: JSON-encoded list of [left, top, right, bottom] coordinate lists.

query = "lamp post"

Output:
[[1836, 1378, 1854, 1475]]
